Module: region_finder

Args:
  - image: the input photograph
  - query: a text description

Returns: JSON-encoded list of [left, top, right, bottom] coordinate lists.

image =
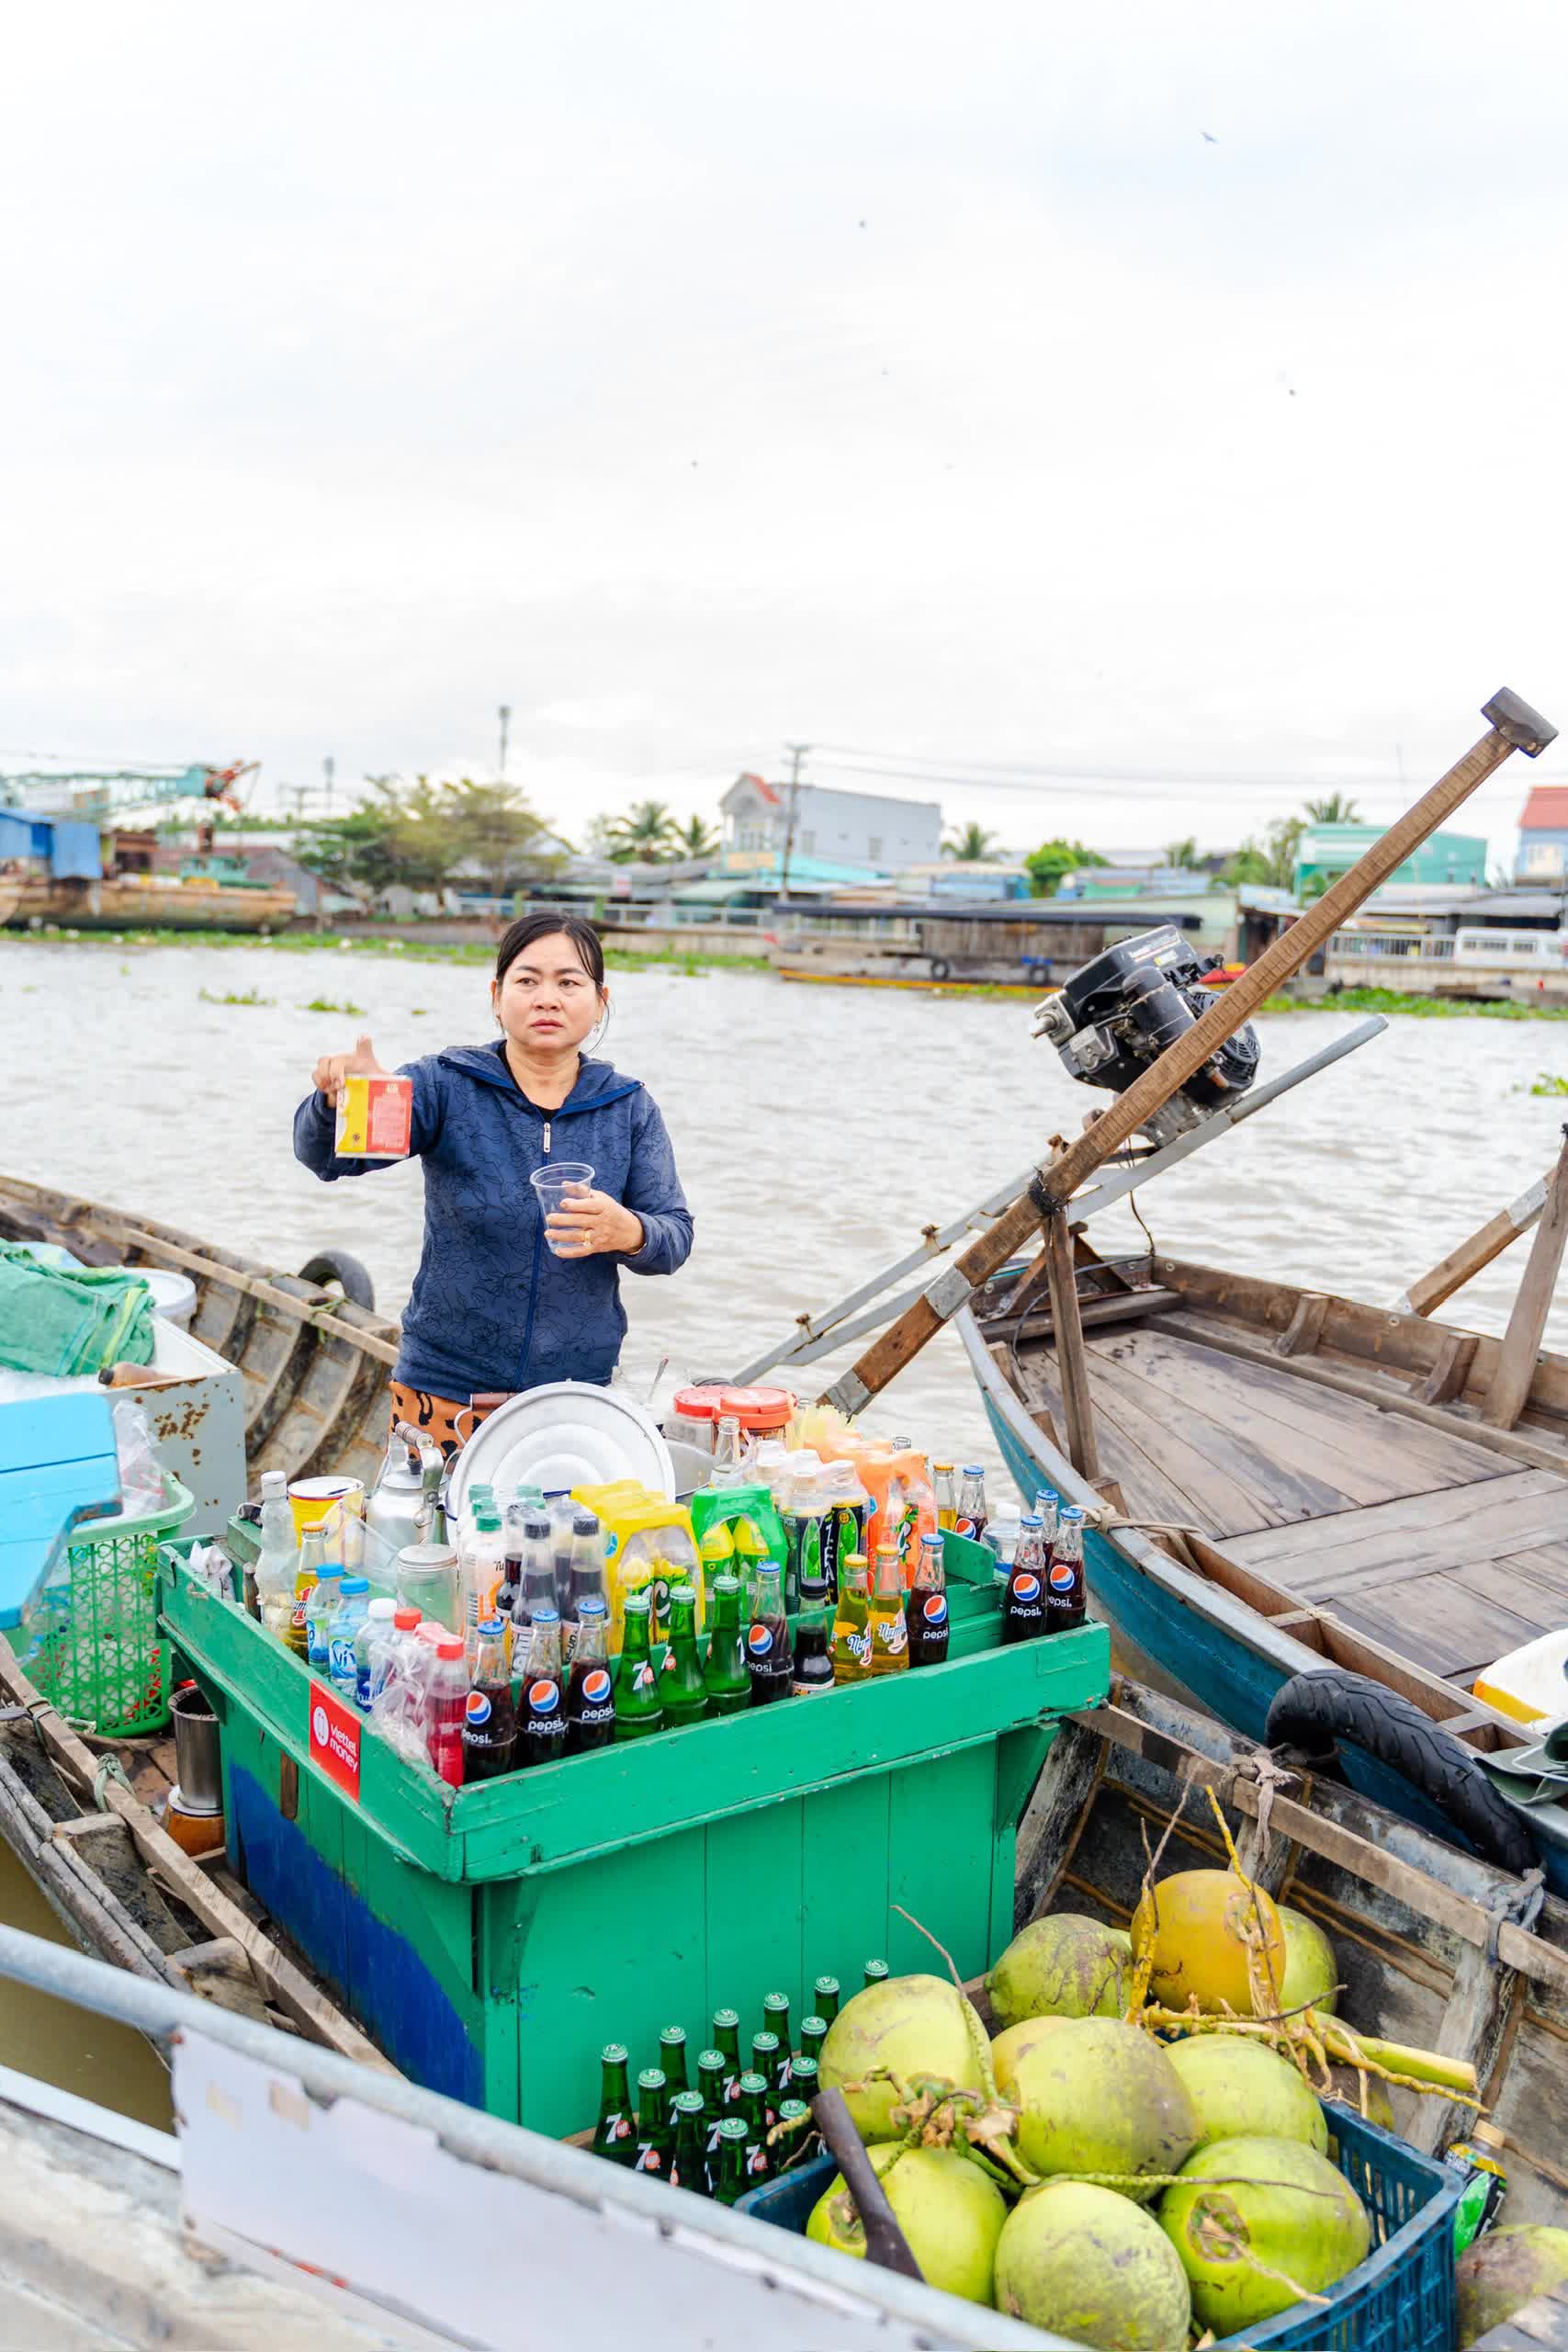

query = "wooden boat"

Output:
[[958, 1249, 1568, 1895], [0, 1170, 401, 1491]]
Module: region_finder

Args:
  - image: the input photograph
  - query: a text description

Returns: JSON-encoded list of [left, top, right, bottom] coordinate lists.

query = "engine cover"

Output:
[[1035, 925, 1259, 1139]]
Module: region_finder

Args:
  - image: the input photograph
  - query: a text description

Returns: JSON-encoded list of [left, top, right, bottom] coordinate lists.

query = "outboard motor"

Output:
[[1033, 925, 1260, 1148]]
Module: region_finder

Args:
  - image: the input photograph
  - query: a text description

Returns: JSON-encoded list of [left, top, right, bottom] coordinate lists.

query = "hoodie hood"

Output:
[[435, 1041, 642, 1113]]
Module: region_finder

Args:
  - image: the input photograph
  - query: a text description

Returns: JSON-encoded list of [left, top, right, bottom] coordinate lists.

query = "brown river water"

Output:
[[5, 933, 1568, 2120]]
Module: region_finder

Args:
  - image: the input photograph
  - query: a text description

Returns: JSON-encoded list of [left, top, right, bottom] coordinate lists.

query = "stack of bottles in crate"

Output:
[[239, 1409, 1088, 1791]]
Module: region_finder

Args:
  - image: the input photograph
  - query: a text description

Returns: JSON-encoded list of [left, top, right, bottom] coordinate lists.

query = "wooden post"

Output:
[[1484, 1127, 1568, 1430], [1043, 1212, 1100, 1477], [822, 689, 1555, 1415], [1400, 1166, 1555, 1318]]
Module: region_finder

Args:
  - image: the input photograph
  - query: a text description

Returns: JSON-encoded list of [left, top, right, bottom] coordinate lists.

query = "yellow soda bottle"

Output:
[[698, 1514, 735, 1615], [867, 1545, 910, 1677], [831, 1554, 873, 1685]]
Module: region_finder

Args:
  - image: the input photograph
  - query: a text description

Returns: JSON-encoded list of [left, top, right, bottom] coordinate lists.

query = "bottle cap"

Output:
[[573, 1511, 601, 1536], [340, 1577, 369, 1595], [393, 1606, 420, 1630], [478, 1615, 505, 1635], [531, 1604, 560, 1623], [524, 1514, 551, 1540], [673, 2089, 705, 2114], [578, 1596, 607, 1617], [436, 1637, 464, 1659], [261, 1470, 288, 1498], [624, 1591, 650, 1615], [602, 2041, 628, 2064], [637, 2067, 666, 2090], [1061, 1505, 1086, 1524], [716, 2115, 749, 2142], [962, 1463, 985, 1476], [368, 1598, 397, 1620], [1473, 2121, 1506, 2150], [920, 1531, 943, 1549], [1019, 1512, 1043, 1529], [669, 1583, 696, 1605]]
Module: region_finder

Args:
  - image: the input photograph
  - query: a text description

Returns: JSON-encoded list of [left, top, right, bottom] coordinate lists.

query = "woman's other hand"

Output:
[[313, 1035, 388, 1108], [545, 1187, 645, 1260]]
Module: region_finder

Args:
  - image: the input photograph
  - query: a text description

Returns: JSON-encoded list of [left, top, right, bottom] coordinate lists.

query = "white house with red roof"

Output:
[[1516, 784, 1568, 882], [719, 773, 942, 871]]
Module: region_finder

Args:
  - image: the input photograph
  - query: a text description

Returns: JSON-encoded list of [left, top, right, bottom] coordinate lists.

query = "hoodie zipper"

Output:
[[516, 1091, 636, 1384]]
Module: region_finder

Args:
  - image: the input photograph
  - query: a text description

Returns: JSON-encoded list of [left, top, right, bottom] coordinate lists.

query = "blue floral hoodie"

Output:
[[293, 1042, 693, 1399]]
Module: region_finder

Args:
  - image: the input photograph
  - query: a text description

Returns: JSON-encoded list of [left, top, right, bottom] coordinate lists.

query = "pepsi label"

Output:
[[922, 1594, 949, 1625], [580, 1668, 612, 1705], [1048, 1562, 1076, 1592], [467, 1691, 492, 1724], [527, 1679, 561, 1714], [1010, 1571, 1042, 1603], [748, 1623, 774, 1658]]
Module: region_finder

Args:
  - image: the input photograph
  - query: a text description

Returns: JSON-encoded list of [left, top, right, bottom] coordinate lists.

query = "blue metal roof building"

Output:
[[0, 811, 103, 881]]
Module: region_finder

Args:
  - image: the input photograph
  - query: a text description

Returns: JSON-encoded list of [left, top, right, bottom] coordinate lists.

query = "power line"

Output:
[[809, 750, 1547, 803]]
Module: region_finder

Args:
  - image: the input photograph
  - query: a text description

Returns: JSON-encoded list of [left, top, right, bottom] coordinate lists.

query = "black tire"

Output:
[[1265, 1668, 1534, 1877], [299, 1247, 376, 1311], [928, 957, 951, 984]]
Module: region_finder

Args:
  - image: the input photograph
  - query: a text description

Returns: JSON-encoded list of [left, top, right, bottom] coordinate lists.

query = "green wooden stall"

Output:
[[160, 1536, 1108, 2138]]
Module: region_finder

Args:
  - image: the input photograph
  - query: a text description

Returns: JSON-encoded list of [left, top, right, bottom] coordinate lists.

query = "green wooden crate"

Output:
[[160, 1539, 1107, 2136]]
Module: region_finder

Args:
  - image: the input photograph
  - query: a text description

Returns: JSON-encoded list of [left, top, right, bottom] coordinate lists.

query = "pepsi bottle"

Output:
[[905, 1532, 950, 1667], [518, 1605, 569, 1764], [564, 1597, 615, 1756], [461, 1617, 517, 1780], [746, 1562, 793, 1705], [1045, 1504, 1087, 1634], [1001, 1511, 1047, 1645]]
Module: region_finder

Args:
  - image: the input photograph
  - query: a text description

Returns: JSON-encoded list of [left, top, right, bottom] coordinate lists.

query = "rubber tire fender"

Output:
[[1265, 1667, 1535, 1878], [298, 1247, 376, 1311], [928, 956, 952, 984]]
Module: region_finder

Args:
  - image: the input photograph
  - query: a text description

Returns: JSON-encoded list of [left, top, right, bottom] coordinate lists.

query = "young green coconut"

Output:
[[987, 1915, 1133, 2028], [807, 2143, 1008, 2306], [1006, 2018, 1199, 2199], [1165, 2035, 1328, 2154], [1130, 1867, 1287, 2017], [993, 2180, 1191, 2352], [818, 1973, 995, 2143], [1458, 2226, 1568, 2348], [1157, 2132, 1371, 2333]]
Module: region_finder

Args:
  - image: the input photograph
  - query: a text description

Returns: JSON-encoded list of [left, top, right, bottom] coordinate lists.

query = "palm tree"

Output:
[[1303, 793, 1360, 823], [672, 813, 717, 858], [604, 799, 678, 863], [1163, 837, 1200, 869], [942, 820, 1000, 861]]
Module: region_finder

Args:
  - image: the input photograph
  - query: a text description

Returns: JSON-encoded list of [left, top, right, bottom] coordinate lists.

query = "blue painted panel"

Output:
[[230, 1766, 482, 2107]]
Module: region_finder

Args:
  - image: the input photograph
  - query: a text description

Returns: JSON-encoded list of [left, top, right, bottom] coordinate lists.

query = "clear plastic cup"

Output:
[[530, 1162, 595, 1255]]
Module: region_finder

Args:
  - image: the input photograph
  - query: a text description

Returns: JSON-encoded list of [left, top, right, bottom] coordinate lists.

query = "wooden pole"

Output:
[[1398, 1165, 1555, 1318], [1042, 1211, 1100, 1476], [822, 690, 1555, 1415], [1483, 1126, 1568, 1430]]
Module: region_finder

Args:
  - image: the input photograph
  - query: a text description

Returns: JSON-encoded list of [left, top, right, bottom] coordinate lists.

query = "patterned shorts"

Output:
[[388, 1379, 503, 1465]]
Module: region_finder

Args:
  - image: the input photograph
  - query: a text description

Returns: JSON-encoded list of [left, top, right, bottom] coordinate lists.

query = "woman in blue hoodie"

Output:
[[294, 912, 693, 1454]]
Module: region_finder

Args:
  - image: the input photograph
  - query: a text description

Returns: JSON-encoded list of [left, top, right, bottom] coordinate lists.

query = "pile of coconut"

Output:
[[802, 1865, 1474, 2349]]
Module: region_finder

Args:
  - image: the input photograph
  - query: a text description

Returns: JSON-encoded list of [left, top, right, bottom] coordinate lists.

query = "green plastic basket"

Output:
[[23, 1476, 194, 1736]]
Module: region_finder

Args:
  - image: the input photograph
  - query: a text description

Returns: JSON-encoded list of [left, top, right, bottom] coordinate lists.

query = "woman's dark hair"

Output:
[[494, 912, 606, 991]]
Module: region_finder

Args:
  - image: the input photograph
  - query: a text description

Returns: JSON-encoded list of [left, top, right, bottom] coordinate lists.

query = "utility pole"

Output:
[[322, 755, 334, 814], [498, 705, 512, 777], [779, 741, 809, 901]]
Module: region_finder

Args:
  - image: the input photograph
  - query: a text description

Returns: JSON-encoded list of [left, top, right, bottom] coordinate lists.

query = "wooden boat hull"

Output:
[[959, 1276, 1568, 1899], [3, 876, 298, 932]]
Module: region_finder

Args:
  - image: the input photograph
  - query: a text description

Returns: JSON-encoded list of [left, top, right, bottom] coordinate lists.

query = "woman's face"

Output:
[[492, 932, 606, 1054]]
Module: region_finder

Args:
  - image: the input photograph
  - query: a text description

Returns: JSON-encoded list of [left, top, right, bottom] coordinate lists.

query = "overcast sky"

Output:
[[5, 1, 1568, 865]]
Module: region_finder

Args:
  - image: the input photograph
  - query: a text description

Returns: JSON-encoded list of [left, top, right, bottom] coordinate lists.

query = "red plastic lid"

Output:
[[718, 1385, 795, 1432], [436, 1636, 464, 1659], [672, 1384, 728, 1421], [393, 1606, 420, 1630]]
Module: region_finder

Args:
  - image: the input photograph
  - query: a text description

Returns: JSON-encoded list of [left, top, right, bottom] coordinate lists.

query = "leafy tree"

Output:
[[672, 813, 718, 857], [1302, 792, 1361, 823], [1162, 837, 1200, 869], [441, 778, 561, 896], [1220, 842, 1273, 887], [943, 820, 1000, 861], [604, 799, 678, 862], [1025, 838, 1108, 899], [1266, 814, 1306, 888], [295, 775, 559, 897]]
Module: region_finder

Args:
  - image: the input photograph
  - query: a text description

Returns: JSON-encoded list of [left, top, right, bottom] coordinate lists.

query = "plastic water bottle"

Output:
[[328, 1577, 370, 1701], [304, 1546, 344, 1672], [356, 1596, 398, 1711], [254, 1472, 299, 1640]]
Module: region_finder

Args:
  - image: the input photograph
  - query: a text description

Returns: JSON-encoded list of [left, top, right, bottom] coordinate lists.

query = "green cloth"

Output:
[[0, 1245, 156, 1377]]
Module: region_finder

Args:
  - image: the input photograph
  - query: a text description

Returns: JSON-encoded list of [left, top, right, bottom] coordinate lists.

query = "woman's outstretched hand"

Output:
[[546, 1188, 645, 1260], [313, 1035, 387, 1108]]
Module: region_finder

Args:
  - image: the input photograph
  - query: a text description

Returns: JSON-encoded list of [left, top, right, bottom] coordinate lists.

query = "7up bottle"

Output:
[[612, 1593, 664, 1741]]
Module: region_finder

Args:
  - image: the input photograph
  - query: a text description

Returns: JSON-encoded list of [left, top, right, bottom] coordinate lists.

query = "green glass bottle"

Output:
[[671, 2088, 710, 2196], [798, 2015, 829, 2065], [661, 1584, 709, 1729], [863, 1958, 890, 1989], [750, 2030, 781, 2124], [739, 2069, 773, 2187], [774, 2096, 813, 2171], [696, 2048, 728, 2159], [659, 2026, 690, 2115], [702, 1576, 750, 1717], [790, 2052, 819, 2107], [762, 1991, 792, 2059], [633, 2066, 673, 2177], [613, 1592, 664, 1742], [712, 2007, 743, 2101], [710, 2114, 750, 2206], [812, 1974, 840, 2024], [592, 2042, 636, 2167]]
